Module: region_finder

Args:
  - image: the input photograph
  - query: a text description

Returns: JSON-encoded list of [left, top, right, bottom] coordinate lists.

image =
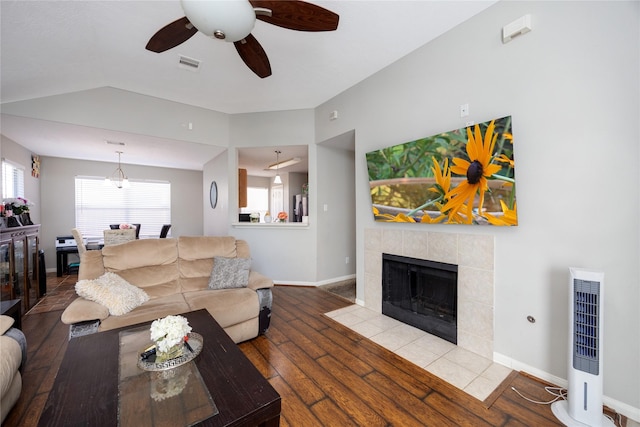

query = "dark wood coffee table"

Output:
[[38, 309, 281, 426]]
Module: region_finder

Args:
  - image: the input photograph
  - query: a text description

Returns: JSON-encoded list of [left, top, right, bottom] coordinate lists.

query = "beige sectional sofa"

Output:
[[61, 236, 273, 343], [1, 315, 25, 423]]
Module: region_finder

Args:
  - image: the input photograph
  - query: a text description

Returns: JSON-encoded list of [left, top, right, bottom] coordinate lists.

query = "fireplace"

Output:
[[382, 253, 458, 344]]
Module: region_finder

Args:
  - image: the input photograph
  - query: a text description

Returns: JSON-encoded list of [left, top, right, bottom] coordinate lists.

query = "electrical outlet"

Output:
[[345, 257, 350, 264], [460, 103, 469, 117]]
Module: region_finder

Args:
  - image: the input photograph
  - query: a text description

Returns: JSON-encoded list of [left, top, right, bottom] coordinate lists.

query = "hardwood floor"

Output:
[[4, 274, 622, 426]]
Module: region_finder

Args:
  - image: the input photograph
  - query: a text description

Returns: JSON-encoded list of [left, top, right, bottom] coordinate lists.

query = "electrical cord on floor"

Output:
[[510, 386, 567, 405], [511, 386, 621, 426]]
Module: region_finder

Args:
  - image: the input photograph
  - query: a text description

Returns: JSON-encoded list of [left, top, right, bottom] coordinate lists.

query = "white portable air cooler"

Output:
[[551, 268, 614, 427]]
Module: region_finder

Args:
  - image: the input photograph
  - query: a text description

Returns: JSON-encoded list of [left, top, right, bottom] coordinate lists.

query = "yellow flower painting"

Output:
[[367, 116, 517, 226]]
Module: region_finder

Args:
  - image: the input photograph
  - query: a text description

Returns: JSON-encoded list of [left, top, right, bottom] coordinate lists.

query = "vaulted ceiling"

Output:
[[1, 1, 496, 170]]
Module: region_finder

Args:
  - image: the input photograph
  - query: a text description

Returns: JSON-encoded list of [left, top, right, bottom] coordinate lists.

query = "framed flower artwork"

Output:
[[366, 116, 516, 226]]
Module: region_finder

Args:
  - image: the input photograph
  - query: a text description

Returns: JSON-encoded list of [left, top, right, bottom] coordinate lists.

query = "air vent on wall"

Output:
[[178, 55, 201, 71]]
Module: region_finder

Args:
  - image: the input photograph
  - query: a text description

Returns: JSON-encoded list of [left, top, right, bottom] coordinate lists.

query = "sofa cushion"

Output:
[[75, 272, 150, 316], [79, 249, 106, 280], [61, 298, 110, 325], [103, 238, 178, 270], [0, 335, 22, 398], [0, 316, 14, 335], [183, 288, 259, 329], [98, 294, 191, 332], [179, 236, 238, 292], [102, 238, 180, 297], [178, 236, 237, 260], [208, 257, 251, 290]]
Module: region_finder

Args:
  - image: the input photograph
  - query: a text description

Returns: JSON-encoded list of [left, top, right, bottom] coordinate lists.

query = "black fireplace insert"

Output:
[[382, 253, 458, 344]]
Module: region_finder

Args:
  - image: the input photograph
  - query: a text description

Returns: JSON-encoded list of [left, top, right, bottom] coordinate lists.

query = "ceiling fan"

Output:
[[146, 0, 339, 78]]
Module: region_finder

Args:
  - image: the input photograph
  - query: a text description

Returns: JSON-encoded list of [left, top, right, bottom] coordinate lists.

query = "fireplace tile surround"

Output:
[[364, 228, 495, 360]]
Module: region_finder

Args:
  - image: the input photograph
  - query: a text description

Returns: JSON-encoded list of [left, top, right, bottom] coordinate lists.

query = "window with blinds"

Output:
[[2, 159, 25, 198], [75, 177, 171, 238]]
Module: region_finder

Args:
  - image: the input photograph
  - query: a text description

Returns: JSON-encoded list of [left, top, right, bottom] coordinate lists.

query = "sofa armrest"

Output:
[[0, 315, 14, 335], [247, 271, 274, 291], [61, 298, 110, 325]]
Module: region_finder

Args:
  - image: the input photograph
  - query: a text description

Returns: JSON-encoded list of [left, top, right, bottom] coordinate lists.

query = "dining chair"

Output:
[[68, 228, 86, 274], [159, 224, 171, 239], [133, 224, 141, 239], [71, 228, 87, 256]]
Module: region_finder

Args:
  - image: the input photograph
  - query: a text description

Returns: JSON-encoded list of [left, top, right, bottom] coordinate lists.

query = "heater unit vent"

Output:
[[573, 279, 600, 375], [178, 55, 201, 71]]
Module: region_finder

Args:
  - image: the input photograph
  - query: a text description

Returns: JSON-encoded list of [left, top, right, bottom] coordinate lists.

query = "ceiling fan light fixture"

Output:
[[273, 150, 282, 184], [181, 0, 256, 42]]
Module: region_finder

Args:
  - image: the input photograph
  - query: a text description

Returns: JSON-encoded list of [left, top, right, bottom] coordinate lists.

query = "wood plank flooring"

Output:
[[4, 274, 622, 426]]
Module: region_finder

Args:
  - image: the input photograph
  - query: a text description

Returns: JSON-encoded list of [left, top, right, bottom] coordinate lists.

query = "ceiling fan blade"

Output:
[[249, 0, 339, 32], [234, 34, 272, 78], [146, 17, 198, 53]]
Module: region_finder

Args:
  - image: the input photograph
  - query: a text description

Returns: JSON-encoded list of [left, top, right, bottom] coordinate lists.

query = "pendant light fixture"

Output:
[[105, 151, 130, 189], [273, 150, 282, 184]]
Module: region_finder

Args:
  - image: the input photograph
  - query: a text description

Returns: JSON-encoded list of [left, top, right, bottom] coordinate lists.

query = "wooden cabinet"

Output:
[[239, 168, 248, 208], [1, 225, 40, 315]]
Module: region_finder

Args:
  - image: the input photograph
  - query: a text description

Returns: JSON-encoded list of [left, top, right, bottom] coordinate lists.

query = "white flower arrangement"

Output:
[[150, 315, 192, 353]]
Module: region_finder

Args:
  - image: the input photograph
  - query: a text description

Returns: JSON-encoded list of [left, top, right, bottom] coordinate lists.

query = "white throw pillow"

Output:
[[75, 272, 149, 316], [208, 257, 251, 290]]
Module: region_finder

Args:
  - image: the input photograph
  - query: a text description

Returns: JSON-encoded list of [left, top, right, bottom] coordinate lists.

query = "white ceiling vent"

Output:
[[178, 55, 201, 71]]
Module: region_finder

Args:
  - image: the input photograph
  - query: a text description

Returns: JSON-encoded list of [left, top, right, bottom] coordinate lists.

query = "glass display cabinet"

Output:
[[0, 224, 40, 315]]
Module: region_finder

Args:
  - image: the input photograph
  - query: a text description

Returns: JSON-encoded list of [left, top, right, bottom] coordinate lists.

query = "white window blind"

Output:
[[75, 177, 171, 238], [2, 159, 25, 198]]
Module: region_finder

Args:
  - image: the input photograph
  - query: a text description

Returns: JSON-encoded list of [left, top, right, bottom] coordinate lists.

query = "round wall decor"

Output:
[[209, 181, 218, 209]]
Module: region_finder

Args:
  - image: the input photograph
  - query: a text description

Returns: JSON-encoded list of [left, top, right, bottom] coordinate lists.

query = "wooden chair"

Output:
[[159, 224, 171, 238]]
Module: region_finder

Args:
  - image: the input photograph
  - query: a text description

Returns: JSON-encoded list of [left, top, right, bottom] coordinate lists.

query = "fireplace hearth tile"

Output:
[[369, 324, 425, 351], [325, 304, 512, 402], [426, 357, 478, 389], [481, 362, 512, 383], [443, 347, 493, 375], [411, 334, 456, 356], [350, 322, 386, 338], [464, 375, 499, 401], [396, 342, 440, 367], [331, 312, 366, 327], [325, 305, 359, 318], [366, 314, 403, 330]]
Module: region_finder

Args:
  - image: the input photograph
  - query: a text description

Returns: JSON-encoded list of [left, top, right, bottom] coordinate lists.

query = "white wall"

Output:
[[219, 109, 321, 283], [203, 150, 229, 237], [1, 135, 41, 223], [315, 0, 639, 417], [40, 156, 204, 271], [316, 133, 356, 282]]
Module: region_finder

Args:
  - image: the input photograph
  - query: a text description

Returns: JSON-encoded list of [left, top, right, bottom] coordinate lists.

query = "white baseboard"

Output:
[[494, 352, 640, 423], [274, 281, 316, 287], [314, 274, 356, 287]]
